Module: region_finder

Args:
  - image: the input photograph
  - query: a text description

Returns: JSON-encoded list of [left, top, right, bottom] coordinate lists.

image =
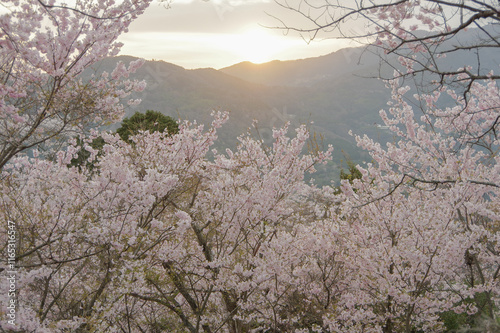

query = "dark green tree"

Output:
[[333, 154, 363, 195], [116, 110, 178, 143], [69, 136, 105, 171], [339, 159, 362, 184]]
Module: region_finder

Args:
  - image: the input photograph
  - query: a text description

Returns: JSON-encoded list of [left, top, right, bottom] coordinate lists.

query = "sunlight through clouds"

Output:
[[117, 0, 348, 68], [118, 28, 346, 69]]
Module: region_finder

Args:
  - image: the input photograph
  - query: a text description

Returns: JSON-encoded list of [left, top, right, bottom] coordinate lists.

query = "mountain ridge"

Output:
[[219, 47, 381, 87], [93, 47, 395, 184]]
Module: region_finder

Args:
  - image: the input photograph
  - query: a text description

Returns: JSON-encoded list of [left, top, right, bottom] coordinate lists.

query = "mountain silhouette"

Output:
[[91, 48, 392, 184]]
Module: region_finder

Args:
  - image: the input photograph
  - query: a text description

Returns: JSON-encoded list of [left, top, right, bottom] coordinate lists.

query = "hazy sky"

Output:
[[117, 0, 352, 69]]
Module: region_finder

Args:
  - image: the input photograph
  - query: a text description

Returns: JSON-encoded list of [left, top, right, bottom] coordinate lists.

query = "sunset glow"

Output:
[[232, 27, 287, 64], [116, 1, 347, 69]]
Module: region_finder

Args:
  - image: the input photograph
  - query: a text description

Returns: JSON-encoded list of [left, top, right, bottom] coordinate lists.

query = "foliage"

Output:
[[339, 157, 363, 184], [69, 136, 105, 171], [116, 110, 179, 143]]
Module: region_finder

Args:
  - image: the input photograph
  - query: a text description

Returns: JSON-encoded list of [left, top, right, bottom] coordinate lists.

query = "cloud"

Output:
[[133, 0, 292, 33], [119, 29, 347, 69], [118, 0, 350, 68]]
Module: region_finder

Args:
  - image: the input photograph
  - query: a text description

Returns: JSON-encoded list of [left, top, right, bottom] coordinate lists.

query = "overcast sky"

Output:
[[117, 0, 352, 69]]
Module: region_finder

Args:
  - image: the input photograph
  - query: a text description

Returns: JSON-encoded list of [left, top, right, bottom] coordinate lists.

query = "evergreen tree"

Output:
[[116, 110, 178, 143]]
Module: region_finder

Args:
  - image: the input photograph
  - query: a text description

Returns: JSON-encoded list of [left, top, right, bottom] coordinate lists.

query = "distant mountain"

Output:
[[90, 49, 391, 184], [89, 25, 500, 185], [219, 47, 381, 87]]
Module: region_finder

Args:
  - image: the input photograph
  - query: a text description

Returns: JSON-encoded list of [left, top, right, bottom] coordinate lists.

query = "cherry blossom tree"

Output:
[[270, 1, 500, 332], [321, 72, 500, 332], [0, 0, 152, 169], [1, 111, 337, 331]]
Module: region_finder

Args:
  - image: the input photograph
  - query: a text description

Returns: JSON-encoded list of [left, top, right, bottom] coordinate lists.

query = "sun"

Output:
[[233, 27, 287, 64]]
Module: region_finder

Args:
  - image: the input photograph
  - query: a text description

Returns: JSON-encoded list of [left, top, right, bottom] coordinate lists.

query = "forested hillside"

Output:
[[94, 50, 390, 183], [97, 25, 498, 184]]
